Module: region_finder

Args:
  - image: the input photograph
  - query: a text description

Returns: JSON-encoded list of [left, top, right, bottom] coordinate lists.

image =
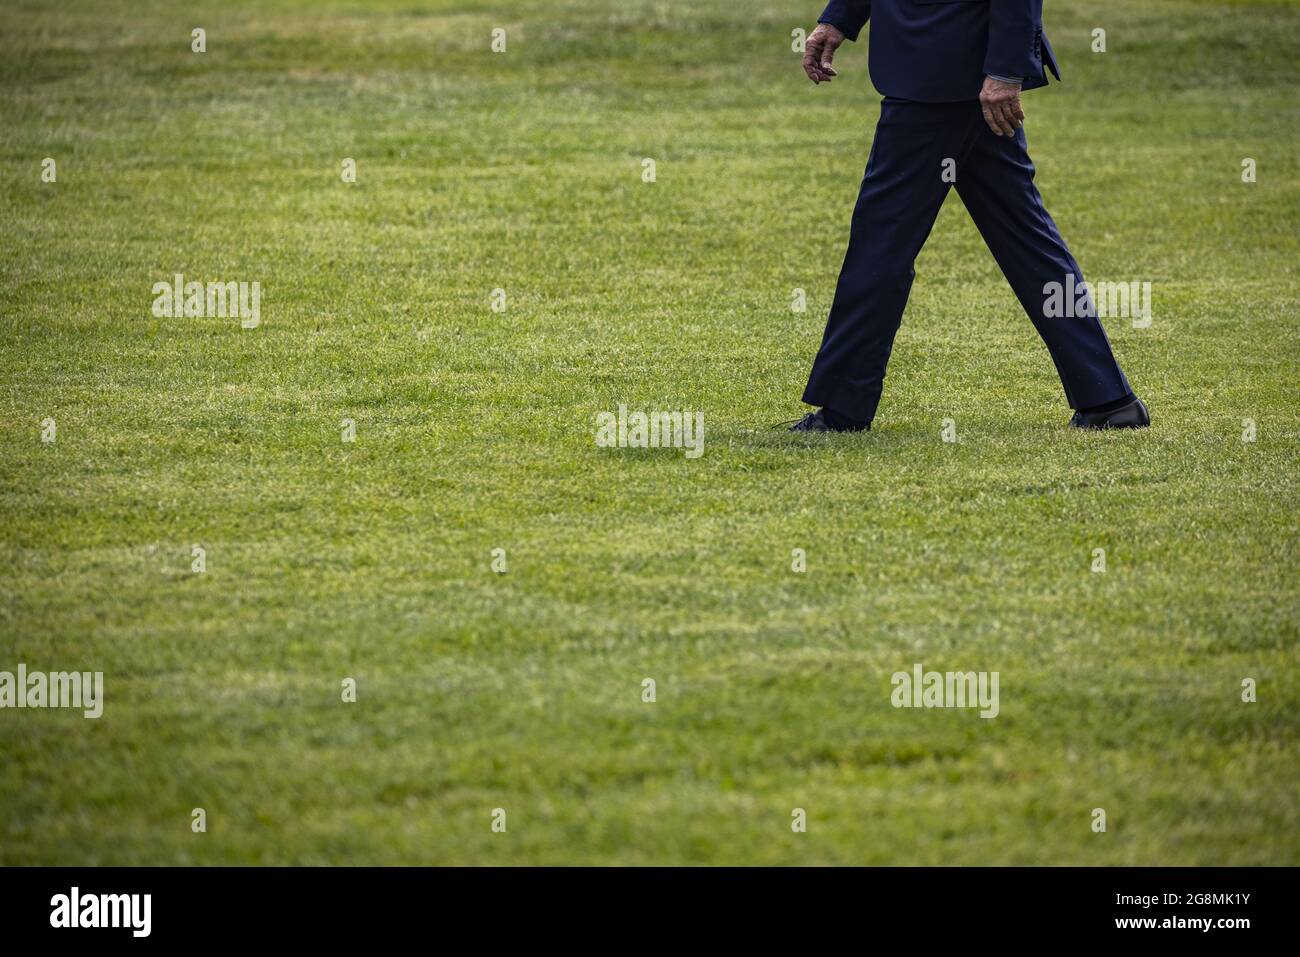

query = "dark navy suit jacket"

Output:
[[818, 0, 1060, 102]]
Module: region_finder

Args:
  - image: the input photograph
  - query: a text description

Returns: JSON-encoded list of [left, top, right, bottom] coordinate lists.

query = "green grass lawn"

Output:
[[1, 0, 1297, 865]]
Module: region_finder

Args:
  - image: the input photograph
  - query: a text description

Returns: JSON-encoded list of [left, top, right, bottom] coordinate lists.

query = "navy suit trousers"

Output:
[[803, 97, 1131, 423]]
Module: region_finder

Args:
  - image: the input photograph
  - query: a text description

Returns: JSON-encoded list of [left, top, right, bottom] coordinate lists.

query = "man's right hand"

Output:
[[802, 23, 845, 84]]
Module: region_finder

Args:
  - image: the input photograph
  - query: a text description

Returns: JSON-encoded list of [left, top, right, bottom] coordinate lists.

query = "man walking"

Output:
[[791, 0, 1148, 432]]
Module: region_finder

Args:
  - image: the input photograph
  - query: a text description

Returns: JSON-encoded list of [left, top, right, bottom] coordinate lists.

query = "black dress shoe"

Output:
[[1069, 397, 1150, 430], [788, 410, 869, 433]]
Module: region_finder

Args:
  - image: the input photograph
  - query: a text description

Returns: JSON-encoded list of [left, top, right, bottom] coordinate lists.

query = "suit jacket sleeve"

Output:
[[984, 0, 1044, 79], [817, 1, 870, 42]]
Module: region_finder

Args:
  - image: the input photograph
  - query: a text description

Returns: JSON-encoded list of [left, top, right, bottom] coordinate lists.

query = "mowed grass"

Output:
[[0, 0, 1297, 865]]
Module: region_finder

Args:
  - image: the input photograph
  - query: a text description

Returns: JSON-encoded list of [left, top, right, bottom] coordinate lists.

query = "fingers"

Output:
[[802, 36, 825, 83], [981, 105, 995, 135], [981, 104, 1009, 137], [980, 97, 1021, 137], [996, 101, 1017, 136], [819, 36, 840, 78]]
